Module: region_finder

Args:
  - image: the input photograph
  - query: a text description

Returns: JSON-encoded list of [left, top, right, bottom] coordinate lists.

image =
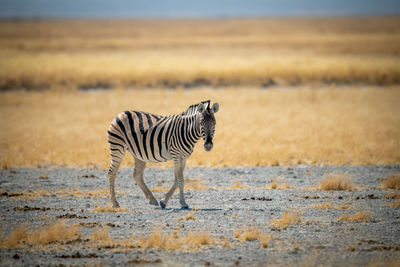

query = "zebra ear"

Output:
[[197, 103, 206, 113], [211, 102, 219, 113]]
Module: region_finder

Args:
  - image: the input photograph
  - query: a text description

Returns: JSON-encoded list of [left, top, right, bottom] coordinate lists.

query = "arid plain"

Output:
[[0, 17, 399, 266]]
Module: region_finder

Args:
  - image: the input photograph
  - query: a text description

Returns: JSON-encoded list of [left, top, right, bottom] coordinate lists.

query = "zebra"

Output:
[[107, 100, 219, 209]]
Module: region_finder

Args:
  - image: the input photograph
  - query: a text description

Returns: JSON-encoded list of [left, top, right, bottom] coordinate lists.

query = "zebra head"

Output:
[[197, 101, 219, 151]]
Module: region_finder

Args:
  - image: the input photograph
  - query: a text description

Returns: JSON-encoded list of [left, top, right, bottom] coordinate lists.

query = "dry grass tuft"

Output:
[[221, 236, 232, 248], [137, 227, 216, 251], [269, 210, 302, 228], [0, 223, 29, 248], [151, 186, 169, 192], [310, 202, 350, 210], [234, 226, 260, 242], [267, 179, 292, 189], [0, 221, 81, 248], [385, 192, 400, 199], [390, 199, 400, 208], [347, 245, 356, 251], [227, 180, 247, 189], [338, 209, 372, 222], [91, 205, 129, 213], [319, 173, 354, 191], [177, 212, 196, 221], [381, 174, 400, 190], [292, 242, 302, 251], [234, 226, 272, 248], [90, 226, 113, 248], [335, 203, 351, 210], [184, 178, 209, 190], [185, 231, 217, 248], [310, 202, 334, 209]]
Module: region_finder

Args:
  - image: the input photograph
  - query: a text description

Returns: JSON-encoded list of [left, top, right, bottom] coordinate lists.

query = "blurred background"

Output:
[[0, 0, 399, 169]]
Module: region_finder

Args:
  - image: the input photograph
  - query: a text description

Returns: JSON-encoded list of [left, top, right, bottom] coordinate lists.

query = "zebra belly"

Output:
[[127, 146, 172, 163]]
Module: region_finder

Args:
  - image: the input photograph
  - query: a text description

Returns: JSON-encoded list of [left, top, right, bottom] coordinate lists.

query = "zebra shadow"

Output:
[[155, 207, 223, 212]]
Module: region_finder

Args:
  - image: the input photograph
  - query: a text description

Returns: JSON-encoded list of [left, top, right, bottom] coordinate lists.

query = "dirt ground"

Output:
[[0, 165, 399, 266]]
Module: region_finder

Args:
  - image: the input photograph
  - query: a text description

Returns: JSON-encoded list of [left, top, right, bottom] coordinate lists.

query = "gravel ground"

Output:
[[0, 165, 399, 266]]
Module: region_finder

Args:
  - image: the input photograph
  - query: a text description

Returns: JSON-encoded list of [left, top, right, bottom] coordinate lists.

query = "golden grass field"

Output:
[[0, 17, 400, 168], [0, 17, 400, 90], [0, 87, 399, 168]]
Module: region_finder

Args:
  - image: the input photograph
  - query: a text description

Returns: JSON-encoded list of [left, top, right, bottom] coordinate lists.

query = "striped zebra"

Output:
[[107, 100, 219, 209]]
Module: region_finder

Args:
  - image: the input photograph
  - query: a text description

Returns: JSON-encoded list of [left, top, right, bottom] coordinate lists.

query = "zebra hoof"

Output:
[[149, 198, 159, 206], [181, 204, 189, 210], [112, 201, 120, 208], [160, 200, 166, 209]]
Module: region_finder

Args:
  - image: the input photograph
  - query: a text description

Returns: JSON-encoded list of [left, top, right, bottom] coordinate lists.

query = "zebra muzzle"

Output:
[[204, 141, 213, 151]]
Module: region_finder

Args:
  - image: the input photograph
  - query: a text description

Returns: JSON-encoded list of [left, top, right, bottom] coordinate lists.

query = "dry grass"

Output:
[[0, 221, 81, 248], [0, 222, 219, 251], [234, 226, 273, 248], [12, 189, 51, 200], [91, 205, 129, 213], [55, 188, 117, 198], [390, 199, 400, 208], [5, 187, 123, 200], [176, 212, 196, 221], [152, 178, 209, 192], [90, 226, 113, 248], [267, 179, 292, 189], [385, 192, 400, 199], [184, 178, 209, 190], [310, 202, 351, 210], [151, 186, 169, 192], [221, 236, 232, 248], [310, 202, 335, 209], [137, 227, 216, 251], [338, 209, 372, 222], [269, 210, 302, 228], [227, 180, 247, 189], [381, 174, 400, 190], [1, 18, 400, 90], [319, 173, 354, 191], [1, 88, 400, 168]]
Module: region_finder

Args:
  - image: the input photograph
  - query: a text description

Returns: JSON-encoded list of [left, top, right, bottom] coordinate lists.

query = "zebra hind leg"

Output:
[[108, 151, 125, 208], [159, 178, 178, 209], [133, 158, 158, 206]]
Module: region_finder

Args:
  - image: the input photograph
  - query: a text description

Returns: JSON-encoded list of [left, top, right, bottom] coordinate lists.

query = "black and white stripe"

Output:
[[107, 100, 219, 209], [107, 111, 202, 164]]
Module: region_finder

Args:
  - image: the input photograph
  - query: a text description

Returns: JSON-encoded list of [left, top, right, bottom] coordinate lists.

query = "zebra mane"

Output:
[[180, 100, 210, 116]]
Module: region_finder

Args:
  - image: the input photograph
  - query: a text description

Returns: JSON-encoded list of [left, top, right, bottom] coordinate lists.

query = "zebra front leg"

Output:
[[133, 158, 158, 206], [174, 158, 189, 209], [160, 158, 187, 209]]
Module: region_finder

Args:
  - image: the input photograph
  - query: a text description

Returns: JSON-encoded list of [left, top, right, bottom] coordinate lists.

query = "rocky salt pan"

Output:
[[0, 165, 399, 266]]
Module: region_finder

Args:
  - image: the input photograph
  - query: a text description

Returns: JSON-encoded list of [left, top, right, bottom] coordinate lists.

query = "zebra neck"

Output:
[[193, 114, 202, 140], [182, 114, 202, 144]]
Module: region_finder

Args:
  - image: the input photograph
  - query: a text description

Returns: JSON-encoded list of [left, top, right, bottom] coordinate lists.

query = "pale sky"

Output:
[[0, 0, 400, 18]]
